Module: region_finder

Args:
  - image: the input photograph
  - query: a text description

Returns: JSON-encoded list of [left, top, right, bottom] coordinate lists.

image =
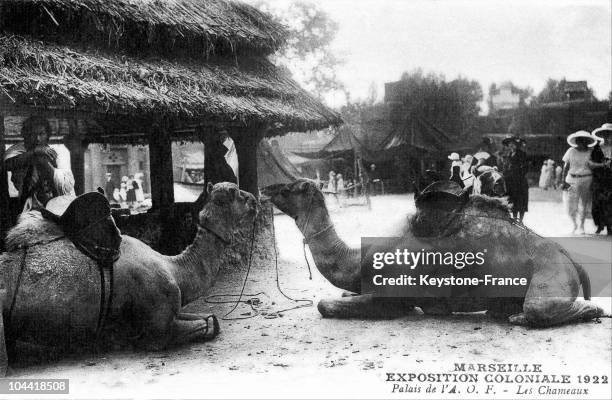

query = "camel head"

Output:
[[262, 179, 326, 222], [199, 182, 258, 243]]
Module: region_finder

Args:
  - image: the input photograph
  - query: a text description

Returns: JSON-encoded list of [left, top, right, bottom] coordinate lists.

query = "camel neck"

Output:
[[170, 226, 225, 305], [298, 208, 361, 293]]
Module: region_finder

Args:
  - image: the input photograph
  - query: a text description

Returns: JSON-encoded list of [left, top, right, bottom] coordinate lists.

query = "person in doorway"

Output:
[[126, 175, 136, 209], [204, 129, 238, 188], [502, 136, 529, 223], [119, 176, 128, 207], [561, 130, 598, 235], [134, 172, 145, 203], [4, 116, 58, 211], [105, 173, 116, 203]]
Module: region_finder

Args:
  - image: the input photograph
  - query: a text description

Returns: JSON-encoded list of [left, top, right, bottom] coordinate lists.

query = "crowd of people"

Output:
[[4, 116, 611, 236], [446, 136, 529, 222], [561, 125, 612, 235], [104, 173, 146, 210], [321, 162, 378, 209], [445, 124, 612, 234]]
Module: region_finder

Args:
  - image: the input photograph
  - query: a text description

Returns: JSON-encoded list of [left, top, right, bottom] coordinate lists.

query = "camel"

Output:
[[0, 182, 257, 369], [262, 179, 606, 326]]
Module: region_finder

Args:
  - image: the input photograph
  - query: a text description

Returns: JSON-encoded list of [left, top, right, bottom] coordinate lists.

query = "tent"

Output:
[[173, 138, 301, 194], [257, 139, 302, 188], [292, 124, 381, 160]]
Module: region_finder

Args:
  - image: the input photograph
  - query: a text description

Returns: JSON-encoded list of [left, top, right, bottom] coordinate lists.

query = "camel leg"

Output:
[[486, 298, 524, 320], [509, 298, 605, 327], [318, 294, 413, 319], [170, 313, 219, 345]]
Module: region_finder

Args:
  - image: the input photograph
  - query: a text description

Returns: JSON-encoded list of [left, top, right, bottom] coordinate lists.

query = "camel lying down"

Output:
[[0, 183, 257, 370], [263, 179, 608, 327]]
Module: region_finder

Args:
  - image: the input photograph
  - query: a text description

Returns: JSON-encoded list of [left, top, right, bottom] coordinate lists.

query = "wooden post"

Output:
[[65, 120, 86, 195], [0, 114, 10, 251], [148, 121, 174, 209], [233, 130, 261, 197]]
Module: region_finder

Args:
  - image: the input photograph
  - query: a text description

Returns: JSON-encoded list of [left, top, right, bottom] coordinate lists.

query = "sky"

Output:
[[251, 0, 611, 110]]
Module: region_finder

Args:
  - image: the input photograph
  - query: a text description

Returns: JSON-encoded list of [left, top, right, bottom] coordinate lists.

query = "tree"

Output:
[[253, 1, 344, 99], [507, 106, 532, 135], [395, 69, 483, 136], [535, 78, 596, 104]]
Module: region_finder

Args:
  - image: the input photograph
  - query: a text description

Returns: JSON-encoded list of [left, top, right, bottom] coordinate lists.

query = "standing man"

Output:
[[502, 136, 529, 223], [356, 156, 371, 210], [4, 116, 57, 211], [194, 129, 238, 207], [204, 129, 237, 188], [104, 172, 116, 203]]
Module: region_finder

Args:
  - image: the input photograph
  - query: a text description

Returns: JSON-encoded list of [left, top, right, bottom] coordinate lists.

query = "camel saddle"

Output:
[[415, 181, 469, 212], [412, 181, 470, 237], [39, 192, 121, 333], [40, 192, 122, 264]]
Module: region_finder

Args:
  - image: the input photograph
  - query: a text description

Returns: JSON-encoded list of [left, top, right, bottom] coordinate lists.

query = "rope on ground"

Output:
[[204, 216, 260, 320], [204, 203, 313, 320]]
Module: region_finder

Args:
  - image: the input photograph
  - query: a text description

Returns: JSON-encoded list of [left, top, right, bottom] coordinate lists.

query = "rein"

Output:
[[204, 201, 313, 320]]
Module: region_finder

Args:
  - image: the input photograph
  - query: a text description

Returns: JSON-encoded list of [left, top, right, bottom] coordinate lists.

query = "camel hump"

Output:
[[416, 181, 469, 212], [5, 211, 64, 251]]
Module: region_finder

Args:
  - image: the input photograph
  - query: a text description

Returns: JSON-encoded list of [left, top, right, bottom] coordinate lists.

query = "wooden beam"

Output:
[[148, 122, 175, 209], [0, 115, 9, 251], [64, 120, 87, 195], [233, 130, 261, 197]]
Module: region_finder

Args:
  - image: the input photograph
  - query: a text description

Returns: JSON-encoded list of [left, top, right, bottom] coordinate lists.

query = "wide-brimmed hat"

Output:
[[592, 123, 612, 140], [448, 152, 460, 161], [473, 151, 490, 160], [502, 135, 522, 146], [567, 130, 597, 148]]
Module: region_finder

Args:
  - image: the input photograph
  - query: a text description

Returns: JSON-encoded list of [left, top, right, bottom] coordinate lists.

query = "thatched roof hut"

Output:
[[0, 0, 341, 243], [0, 0, 340, 134]]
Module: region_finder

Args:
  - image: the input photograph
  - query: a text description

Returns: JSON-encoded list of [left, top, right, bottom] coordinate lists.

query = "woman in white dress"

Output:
[[134, 172, 145, 203], [561, 131, 598, 234], [461, 154, 475, 189]]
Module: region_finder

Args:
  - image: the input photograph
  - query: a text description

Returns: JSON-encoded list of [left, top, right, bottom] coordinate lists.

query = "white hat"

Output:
[[592, 123, 612, 140], [448, 152, 460, 161], [567, 130, 597, 148], [473, 151, 490, 160]]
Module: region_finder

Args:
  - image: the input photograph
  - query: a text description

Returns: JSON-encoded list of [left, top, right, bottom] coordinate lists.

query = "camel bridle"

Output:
[[199, 222, 231, 244], [297, 189, 334, 245]]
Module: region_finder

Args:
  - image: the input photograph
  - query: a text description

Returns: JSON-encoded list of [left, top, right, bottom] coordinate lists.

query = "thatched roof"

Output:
[[0, 34, 341, 133], [0, 0, 287, 57]]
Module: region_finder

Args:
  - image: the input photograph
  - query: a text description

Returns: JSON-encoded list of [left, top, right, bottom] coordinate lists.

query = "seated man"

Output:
[[4, 116, 58, 211]]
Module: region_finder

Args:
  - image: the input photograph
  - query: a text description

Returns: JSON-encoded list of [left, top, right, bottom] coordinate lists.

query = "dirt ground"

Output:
[[8, 189, 612, 399]]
